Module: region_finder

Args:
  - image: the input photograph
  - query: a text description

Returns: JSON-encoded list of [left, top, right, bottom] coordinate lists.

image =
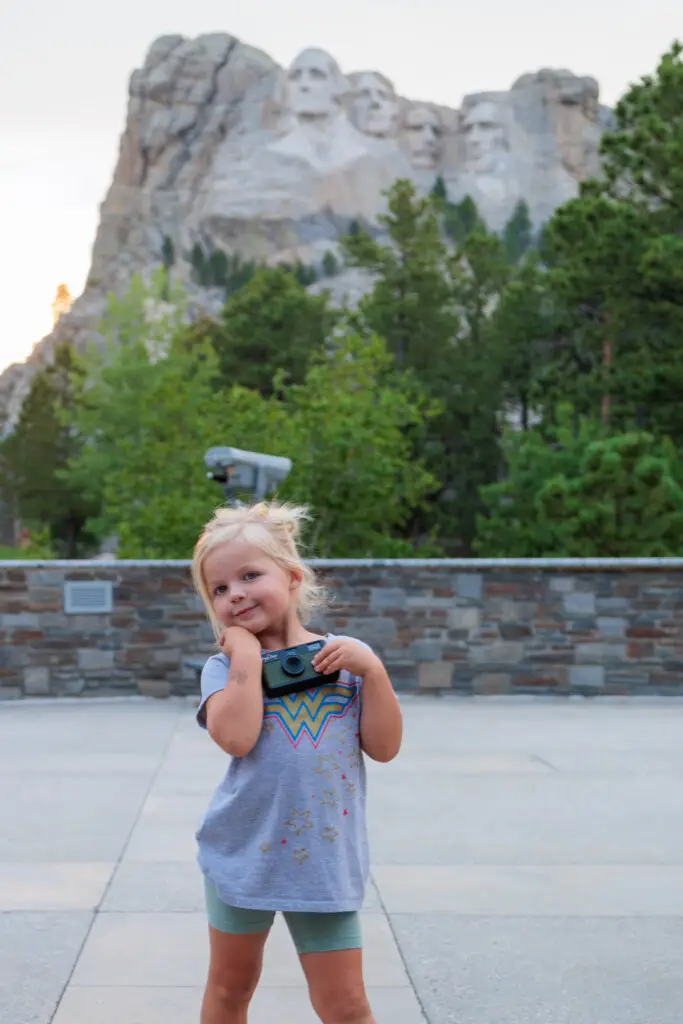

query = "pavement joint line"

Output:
[[531, 753, 560, 771], [370, 872, 431, 1024], [46, 702, 187, 1023]]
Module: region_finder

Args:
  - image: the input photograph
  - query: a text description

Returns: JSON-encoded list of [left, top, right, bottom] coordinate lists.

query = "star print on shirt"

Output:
[[313, 753, 341, 778], [284, 807, 314, 836]]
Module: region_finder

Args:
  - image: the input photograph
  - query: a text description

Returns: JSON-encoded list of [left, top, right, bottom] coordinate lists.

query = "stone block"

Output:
[[471, 642, 525, 665], [3, 612, 40, 629], [448, 607, 480, 633], [1, 647, 29, 669], [77, 649, 115, 671], [597, 617, 627, 637], [474, 673, 512, 695], [456, 573, 482, 601], [513, 667, 568, 690], [347, 617, 397, 646], [138, 679, 172, 699], [418, 661, 452, 690], [499, 622, 533, 639], [596, 597, 629, 613], [549, 576, 575, 592], [564, 591, 596, 616], [569, 665, 605, 691], [31, 570, 66, 586], [62, 677, 87, 696], [370, 588, 407, 611], [410, 639, 443, 662], [23, 666, 51, 695], [0, 686, 22, 700]]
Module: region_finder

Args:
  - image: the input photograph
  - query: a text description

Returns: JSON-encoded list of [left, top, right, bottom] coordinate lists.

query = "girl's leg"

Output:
[[201, 881, 273, 1024], [285, 911, 374, 1024], [201, 926, 270, 1024]]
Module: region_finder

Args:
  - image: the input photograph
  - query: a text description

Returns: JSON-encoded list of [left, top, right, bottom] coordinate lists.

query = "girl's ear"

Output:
[[289, 567, 304, 592]]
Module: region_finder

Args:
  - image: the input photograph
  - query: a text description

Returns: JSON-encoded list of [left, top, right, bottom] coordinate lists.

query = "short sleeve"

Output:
[[196, 653, 230, 729]]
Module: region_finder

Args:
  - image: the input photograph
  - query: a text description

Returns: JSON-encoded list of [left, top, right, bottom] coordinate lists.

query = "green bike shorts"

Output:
[[204, 879, 363, 954]]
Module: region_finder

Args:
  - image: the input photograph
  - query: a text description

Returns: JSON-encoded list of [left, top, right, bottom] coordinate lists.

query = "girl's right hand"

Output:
[[219, 626, 262, 658]]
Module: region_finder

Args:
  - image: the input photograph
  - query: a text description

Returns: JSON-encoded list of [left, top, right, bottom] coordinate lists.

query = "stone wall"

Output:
[[2, 559, 683, 699]]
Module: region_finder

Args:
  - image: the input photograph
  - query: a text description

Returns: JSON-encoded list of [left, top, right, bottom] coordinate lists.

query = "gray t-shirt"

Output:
[[195, 635, 370, 913]]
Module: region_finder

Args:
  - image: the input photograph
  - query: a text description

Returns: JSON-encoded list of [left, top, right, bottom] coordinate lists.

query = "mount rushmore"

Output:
[[0, 31, 613, 426]]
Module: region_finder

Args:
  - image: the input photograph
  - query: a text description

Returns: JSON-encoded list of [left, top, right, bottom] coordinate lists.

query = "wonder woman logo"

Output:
[[264, 681, 358, 747]]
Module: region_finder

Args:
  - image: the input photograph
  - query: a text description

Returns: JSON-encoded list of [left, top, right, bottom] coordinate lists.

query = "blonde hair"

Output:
[[191, 500, 326, 640]]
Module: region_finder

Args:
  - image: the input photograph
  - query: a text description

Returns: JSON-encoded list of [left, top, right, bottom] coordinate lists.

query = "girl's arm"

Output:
[[359, 660, 403, 763], [204, 628, 264, 757]]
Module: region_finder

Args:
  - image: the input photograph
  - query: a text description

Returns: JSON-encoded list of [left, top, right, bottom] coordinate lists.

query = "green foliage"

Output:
[[0, 343, 97, 557], [207, 249, 229, 288], [341, 179, 510, 551], [65, 278, 227, 558], [278, 331, 439, 557], [430, 175, 448, 202], [502, 200, 533, 264], [279, 260, 318, 287], [206, 266, 334, 397], [188, 243, 258, 293], [161, 235, 175, 270], [322, 250, 340, 277], [538, 432, 683, 557], [443, 195, 486, 244], [475, 410, 604, 556], [189, 243, 210, 286], [15, 44, 683, 561], [476, 411, 683, 557], [225, 254, 258, 297], [597, 41, 683, 228], [488, 251, 553, 428], [63, 272, 436, 558], [540, 46, 683, 435], [342, 179, 459, 375]]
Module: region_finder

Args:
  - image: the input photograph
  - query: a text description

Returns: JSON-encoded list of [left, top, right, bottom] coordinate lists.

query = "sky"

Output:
[[0, 0, 679, 372]]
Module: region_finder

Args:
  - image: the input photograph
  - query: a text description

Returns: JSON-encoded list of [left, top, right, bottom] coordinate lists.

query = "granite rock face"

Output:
[[0, 34, 612, 429]]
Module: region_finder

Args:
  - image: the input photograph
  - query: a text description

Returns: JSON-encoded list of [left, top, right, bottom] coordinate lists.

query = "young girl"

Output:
[[191, 500, 403, 1024]]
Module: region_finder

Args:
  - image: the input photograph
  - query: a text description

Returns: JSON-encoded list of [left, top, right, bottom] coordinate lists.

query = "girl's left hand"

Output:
[[313, 637, 379, 679]]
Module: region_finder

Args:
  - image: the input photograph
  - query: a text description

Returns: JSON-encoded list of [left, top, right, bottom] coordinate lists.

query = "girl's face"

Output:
[[203, 539, 301, 639]]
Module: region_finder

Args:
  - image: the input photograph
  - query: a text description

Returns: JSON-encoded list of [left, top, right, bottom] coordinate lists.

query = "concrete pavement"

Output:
[[1, 695, 683, 1023]]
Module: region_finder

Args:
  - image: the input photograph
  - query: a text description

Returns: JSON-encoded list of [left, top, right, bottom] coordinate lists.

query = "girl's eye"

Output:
[[243, 572, 260, 582], [214, 585, 227, 596]]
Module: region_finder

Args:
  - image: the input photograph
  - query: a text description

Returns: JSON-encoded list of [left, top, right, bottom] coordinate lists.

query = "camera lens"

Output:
[[281, 653, 305, 677]]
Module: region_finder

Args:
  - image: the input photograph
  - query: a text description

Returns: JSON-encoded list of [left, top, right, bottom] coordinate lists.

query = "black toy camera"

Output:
[[261, 639, 339, 698]]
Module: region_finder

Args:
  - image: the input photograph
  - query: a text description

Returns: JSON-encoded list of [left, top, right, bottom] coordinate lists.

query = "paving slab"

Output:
[[2, 695, 683, 1023], [373, 865, 683, 916], [367, 771, 683, 865], [0, 774, 151, 862], [0, 862, 113, 911], [70, 911, 410, 988], [390, 914, 683, 1024], [52, 985, 427, 1024], [0, 911, 92, 1024], [101, 860, 383, 914]]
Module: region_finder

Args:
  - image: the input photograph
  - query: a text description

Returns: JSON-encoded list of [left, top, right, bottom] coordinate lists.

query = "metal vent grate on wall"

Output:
[[63, 581, 113, 615]]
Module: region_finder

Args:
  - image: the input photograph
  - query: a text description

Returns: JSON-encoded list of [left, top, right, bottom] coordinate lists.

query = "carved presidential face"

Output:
[[283, 48, 345, 121], [462, 101, 507, 174], [403, 105, 442, 168], [350, 72, 399, 138]]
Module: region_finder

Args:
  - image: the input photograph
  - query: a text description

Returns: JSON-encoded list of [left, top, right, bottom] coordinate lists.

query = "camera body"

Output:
[[261, 639, 339, 698], [204, 446, 292, 503]]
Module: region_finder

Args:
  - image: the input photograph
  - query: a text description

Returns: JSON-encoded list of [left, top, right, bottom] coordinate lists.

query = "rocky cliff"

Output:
[[0, 31, 613, 429]]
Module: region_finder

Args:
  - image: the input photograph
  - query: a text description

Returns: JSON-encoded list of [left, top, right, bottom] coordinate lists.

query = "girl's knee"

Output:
[[310, 984, 372, 1023], [206, 972, 259, 1008], [204, 928, 266, 1009]]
